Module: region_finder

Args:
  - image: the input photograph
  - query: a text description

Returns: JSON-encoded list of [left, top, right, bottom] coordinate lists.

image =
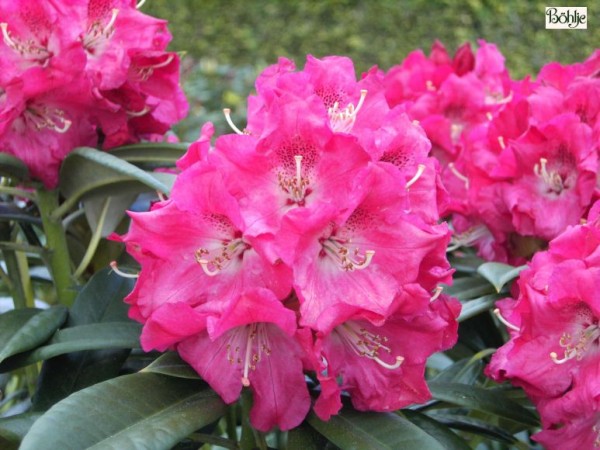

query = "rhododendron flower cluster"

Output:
[[384, 41, 600, 263], [486, 205, 600, 449], [0, 0, 187, 187], [116, 55, 460, 431]]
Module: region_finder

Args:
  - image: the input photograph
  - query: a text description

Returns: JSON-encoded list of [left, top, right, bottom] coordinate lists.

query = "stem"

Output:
[[73, 197, 110, 278], [37, 188, 77, 306], [226, 405, 239, 442], [239, 389, 266, 450]]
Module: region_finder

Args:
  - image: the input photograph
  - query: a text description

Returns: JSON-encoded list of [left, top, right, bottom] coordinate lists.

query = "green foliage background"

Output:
[[146, 0, 597, 76], [143, 0, 598, 140]]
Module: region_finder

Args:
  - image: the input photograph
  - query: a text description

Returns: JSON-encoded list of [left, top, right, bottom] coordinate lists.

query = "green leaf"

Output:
[[458, 294, 501, 322], [306, 407, 449, 450], [83, 194, 137, 238], [0, 307, 67, 365], [142, 352, 200, 380], [107, 143, 187, 165], [401, 410, 471, 450], [477, 262, 527, 292], [428, 413, 518, 444], [20, 373, 226, 450], [0, 322, 142, 371], [31, 268, 135, 410], [428, 382, 539, 427], [287, 423, 329, 450], [443, 276, 495, 300], [58, 147, 171, 216], [0, 153, 29, 180], [0, 413, 43, 443]]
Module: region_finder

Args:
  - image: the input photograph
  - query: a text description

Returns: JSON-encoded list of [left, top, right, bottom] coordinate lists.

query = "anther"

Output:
[[406, 164, 426, 189], [430, 286, 443, 302], [493, 308, 520, 332], [497, 136, 506, 150], [223, 108, 244, 135]]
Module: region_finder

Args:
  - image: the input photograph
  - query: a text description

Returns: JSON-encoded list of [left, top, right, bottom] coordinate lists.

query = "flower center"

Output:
[[319, 233, 375, 271], [534, 157, 570, 194], [83, 8, 118, 53], [278, 155, 312, 206], [336, 322, 403, 369], [225, 323, 271, 387], [195, 237, 249, 276], [23, 104, 71, 133], [550, 307, 600, 364], [0, 23, 51, 65], [133, 54, 174, 82], [328, 89, 367, 133]]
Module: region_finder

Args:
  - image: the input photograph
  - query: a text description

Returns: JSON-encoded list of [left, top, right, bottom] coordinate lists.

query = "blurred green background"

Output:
[[142, 0, 599, 141]]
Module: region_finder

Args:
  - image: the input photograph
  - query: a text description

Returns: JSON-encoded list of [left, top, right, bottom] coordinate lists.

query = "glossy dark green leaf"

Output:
[[287, 423, 329, 450], [32, 268, 135, 410], [443, 276, 495, 300], [477, 262, 526, 292], [306, 407, 448, 450], [58, 147, 171, 212], [0, 322, 141, 371], [428, 382, 538, 427], [401, 410, 471, 450], [20, 373, 226, 450], [83, 194, 137, 237], [107, 143, 187, 165], [142, 352, 200, 380], [0, 307, 67, 365], [0, 413, 42, 444], [432, 357, 483, 385], [458, 294, 501, 322], [0, 153, 29, 180], [428, 413, 518, 444]]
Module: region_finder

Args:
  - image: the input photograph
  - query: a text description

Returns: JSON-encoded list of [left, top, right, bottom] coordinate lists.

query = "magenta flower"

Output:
[[177, 289, 311, 432], [307, 288, 460, 419], [486, 214, 600, 443]]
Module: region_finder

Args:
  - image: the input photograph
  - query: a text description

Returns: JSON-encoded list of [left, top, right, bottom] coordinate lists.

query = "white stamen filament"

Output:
[[223, 108, 244, 135], [25, 106, 72, 133], [426, 80, 436, 91], [534, 157, 565, 193], [430, 286, 443, 302], [338, 323, 404, 370], [448, 162, 470, 189], [110, 261, 139, 279], [322, 236, 375, 271], [104, 9, 120, 34], [328, 89, 368, 133], [406, 164, 426, 189], [136, 0, 147, 8], [498, 136, 506, 150], [0, 23, 14, 47], [493, 308, 520, 332], [195, 238, 248, 276], [295, 155, 303, 188], [226, 323, 271, 388], [448, 225, 490, 252], [126, 106, 151, 117]]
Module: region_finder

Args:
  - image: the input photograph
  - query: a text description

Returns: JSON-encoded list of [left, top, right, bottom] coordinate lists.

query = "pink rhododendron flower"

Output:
[[486, 211, 600, 444], [0, 0, 187, 188], [117, 54, 460, 431]]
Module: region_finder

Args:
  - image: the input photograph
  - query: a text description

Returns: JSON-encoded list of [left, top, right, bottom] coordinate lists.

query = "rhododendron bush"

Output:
[[0, 2, 598, 449]]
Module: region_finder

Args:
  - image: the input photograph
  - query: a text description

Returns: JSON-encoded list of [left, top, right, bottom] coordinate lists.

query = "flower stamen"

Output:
[[322, 236, 375, 271], [534, 157, 565, 194], [448, 162, 470, 189], [110, 261, 139, 279], [406, 164, 426, 189], [328, 89, 367, 133], [494, 308, 520, 332], [194, 238, 248, 276], [550, 323, 600, 364], [337, 322, 404, 370], [223, 108, 245, 135]]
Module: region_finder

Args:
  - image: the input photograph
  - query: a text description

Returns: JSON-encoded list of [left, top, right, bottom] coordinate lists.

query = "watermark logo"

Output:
[[546, 7, 587, 29]]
